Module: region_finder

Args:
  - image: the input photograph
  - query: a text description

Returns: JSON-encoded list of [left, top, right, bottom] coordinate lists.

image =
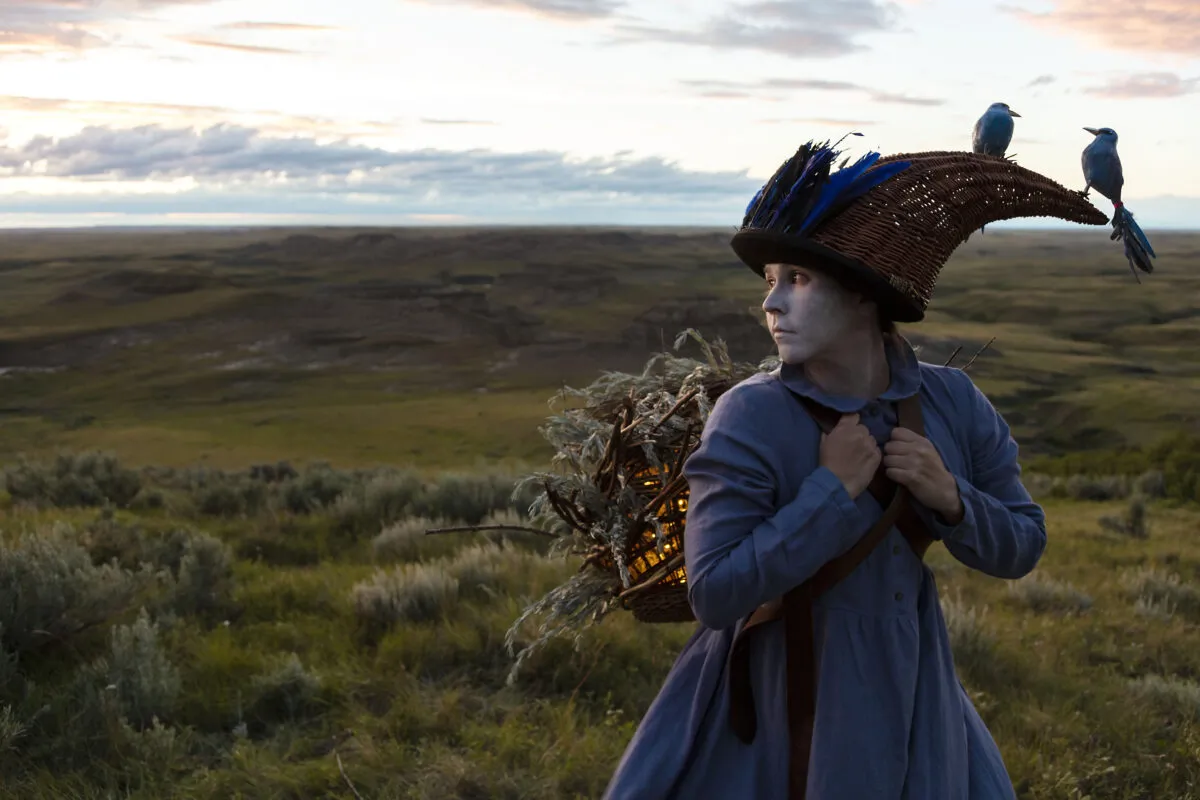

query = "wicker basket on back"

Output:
[[517, 330, 768, 628]]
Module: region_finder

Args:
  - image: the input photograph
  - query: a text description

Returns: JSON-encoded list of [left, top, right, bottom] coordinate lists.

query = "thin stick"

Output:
[[617, 552, 686, 599], [648, 386, 701, 433], [335, 752, 366, 800], [671, 422, 695, 478], [942, 345, 963, 368], [425, 524, 556, 538], [593, 416, 622, 484], [962, 337, 995, 372], [641, 473, 688, 518], [619, 416, 647, 436]]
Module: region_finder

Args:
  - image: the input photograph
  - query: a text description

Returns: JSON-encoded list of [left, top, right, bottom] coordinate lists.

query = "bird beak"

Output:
[[1008, 110, 1021, 117], [1083, 127, 1100, 136]]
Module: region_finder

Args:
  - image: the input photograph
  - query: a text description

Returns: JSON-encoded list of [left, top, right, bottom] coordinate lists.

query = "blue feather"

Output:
[[798, 158, 911, 235], [795, 151, 881, 235], [739, 133, 909, 239], [744, 187, 764, 219]]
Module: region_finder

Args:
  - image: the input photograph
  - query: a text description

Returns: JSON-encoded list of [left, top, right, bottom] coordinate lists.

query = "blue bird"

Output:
[[1080, 126, 1155, 281], [973, 102, 1021, 158], [972, 102, 1021, 235]]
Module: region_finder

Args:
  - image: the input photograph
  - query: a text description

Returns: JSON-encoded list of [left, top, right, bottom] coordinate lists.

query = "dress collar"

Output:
[[774, 335, 923, 413]]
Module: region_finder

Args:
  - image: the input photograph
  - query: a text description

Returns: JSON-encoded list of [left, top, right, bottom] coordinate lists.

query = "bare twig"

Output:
[[617, 552, 686, 600], [641, 473, 688, 518], [671, 422, 695, 477], [425, 524, 556, 538], [335, 752, 366, 800], [942, 345, 964, 368], [962, 337, 996, 372], [648, 386, 701, 433]]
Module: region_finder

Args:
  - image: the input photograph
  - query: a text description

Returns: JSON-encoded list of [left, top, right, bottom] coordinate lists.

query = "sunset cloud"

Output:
[[1083, 72, 1200, 99], [0, 123, 760, 203], [174, 37, 306, 55], [408, 0, 623, 20], [0, 0, 215, 57], [0, 95, 400, 140], [1005, 0, 1200, 56], [617, 0, 903, 58], [682, 78, 944, 106], [217, 22, 340, 32]]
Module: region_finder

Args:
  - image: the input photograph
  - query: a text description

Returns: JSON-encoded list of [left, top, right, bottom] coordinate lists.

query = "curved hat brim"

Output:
[[730, 230, 924, 323]]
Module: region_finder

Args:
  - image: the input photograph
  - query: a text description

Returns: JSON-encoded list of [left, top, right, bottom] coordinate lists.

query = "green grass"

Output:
[[1, 469, 1200, 798], [0, 227, 1195, 469], [0, 226, 1198, 797]]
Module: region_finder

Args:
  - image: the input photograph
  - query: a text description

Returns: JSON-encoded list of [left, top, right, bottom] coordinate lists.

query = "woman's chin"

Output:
[[775, 342, 813, 365]]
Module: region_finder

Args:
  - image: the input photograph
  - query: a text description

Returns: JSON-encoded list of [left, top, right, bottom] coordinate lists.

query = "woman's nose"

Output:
[[762, 288, 785, 315]]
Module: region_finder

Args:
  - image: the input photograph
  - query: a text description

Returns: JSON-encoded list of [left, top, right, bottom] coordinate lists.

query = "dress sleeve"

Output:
[[681, 383, 868, 631], [916, 371, 1047, 579]]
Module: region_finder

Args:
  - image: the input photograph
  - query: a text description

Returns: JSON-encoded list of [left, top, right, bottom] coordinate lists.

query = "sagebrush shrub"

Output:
[[1100, 496, 1150, 539], [1064, 474, 1129, 501], [1006, 572, 1093, 614], [411, 473, 515, 525], [102, 609, 181, 730], [373, 517, 438, 562], [1122, 566, 1200, 619], [446, 542, 534, 600], [334, 470, 424, 534], [351, 563, 459, 629], [1127, 674, 1200, 722], [940, 591, 996, 670], [250, 653, 324, 725], [0, 525, 149, 654], [169, 531, 235, 618], [279, 462, 353, 513], [5, 452, 142, 509]]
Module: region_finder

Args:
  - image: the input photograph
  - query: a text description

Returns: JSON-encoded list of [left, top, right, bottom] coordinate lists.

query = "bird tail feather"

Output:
[[1111, 205, 1155, 279]]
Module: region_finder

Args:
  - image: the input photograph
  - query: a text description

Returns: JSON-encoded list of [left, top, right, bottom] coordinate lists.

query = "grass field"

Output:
[[0, 226, 1198, 798]]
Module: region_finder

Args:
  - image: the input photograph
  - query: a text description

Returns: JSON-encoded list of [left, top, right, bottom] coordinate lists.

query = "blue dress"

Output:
[[602, 338, 1045, 799]]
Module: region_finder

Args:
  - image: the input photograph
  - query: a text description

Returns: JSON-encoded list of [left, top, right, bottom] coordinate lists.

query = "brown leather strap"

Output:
[[726, 393, 936, 800]]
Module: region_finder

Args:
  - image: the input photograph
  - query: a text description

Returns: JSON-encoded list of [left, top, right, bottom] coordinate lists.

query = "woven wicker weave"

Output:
[[810, 152, 1109, 315]]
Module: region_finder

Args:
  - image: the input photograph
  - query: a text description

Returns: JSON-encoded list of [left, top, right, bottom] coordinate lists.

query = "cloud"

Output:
[[616, 0, 902, 58], [1026, 74, 1056, 88], [407, 0, 623, 21], [758, 117, 878, 127], [420, 118, 497, 126], [1083, 72, 1200, 98], [0, 124, 763, 221], [173, 37, 306, 55], [682, 78, 944, 106], [217, 21, 340, 32], [1004, 0, 1200, 57], [0, 94, 398, 139], [0, 0, 216, 57]]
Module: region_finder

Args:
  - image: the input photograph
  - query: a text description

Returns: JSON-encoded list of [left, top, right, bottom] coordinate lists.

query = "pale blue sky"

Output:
[[0, 0, 1196, 228]]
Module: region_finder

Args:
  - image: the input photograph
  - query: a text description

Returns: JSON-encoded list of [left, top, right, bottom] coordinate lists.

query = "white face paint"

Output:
[[761, 263, 868, 364]]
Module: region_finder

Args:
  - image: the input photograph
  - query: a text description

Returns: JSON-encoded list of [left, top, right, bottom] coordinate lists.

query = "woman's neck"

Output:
[[801, 327, 892, 401]]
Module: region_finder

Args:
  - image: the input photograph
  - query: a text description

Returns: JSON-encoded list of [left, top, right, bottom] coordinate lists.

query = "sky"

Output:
[[0, 0, 1197, 229]]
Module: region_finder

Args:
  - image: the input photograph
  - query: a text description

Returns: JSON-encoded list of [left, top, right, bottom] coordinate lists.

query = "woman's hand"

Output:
[[819, 414, 881, 498], [883, 427, 964, 523]]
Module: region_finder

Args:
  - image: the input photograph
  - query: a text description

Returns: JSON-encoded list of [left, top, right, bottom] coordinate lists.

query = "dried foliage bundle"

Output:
[[502, 330, 777, 678]]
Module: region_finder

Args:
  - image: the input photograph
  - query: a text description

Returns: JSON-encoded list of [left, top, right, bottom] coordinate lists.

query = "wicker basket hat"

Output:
[[731, 141, 1109, 322]]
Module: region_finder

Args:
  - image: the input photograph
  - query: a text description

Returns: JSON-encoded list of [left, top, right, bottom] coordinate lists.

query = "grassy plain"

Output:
[[0, 226, 1198, 798]]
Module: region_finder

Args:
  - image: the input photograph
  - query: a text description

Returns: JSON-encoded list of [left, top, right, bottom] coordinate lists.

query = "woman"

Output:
[[601, 142, 1108, 799]]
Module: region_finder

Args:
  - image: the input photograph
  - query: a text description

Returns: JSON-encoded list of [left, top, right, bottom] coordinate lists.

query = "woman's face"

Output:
[[761, 262, 868, 364]]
